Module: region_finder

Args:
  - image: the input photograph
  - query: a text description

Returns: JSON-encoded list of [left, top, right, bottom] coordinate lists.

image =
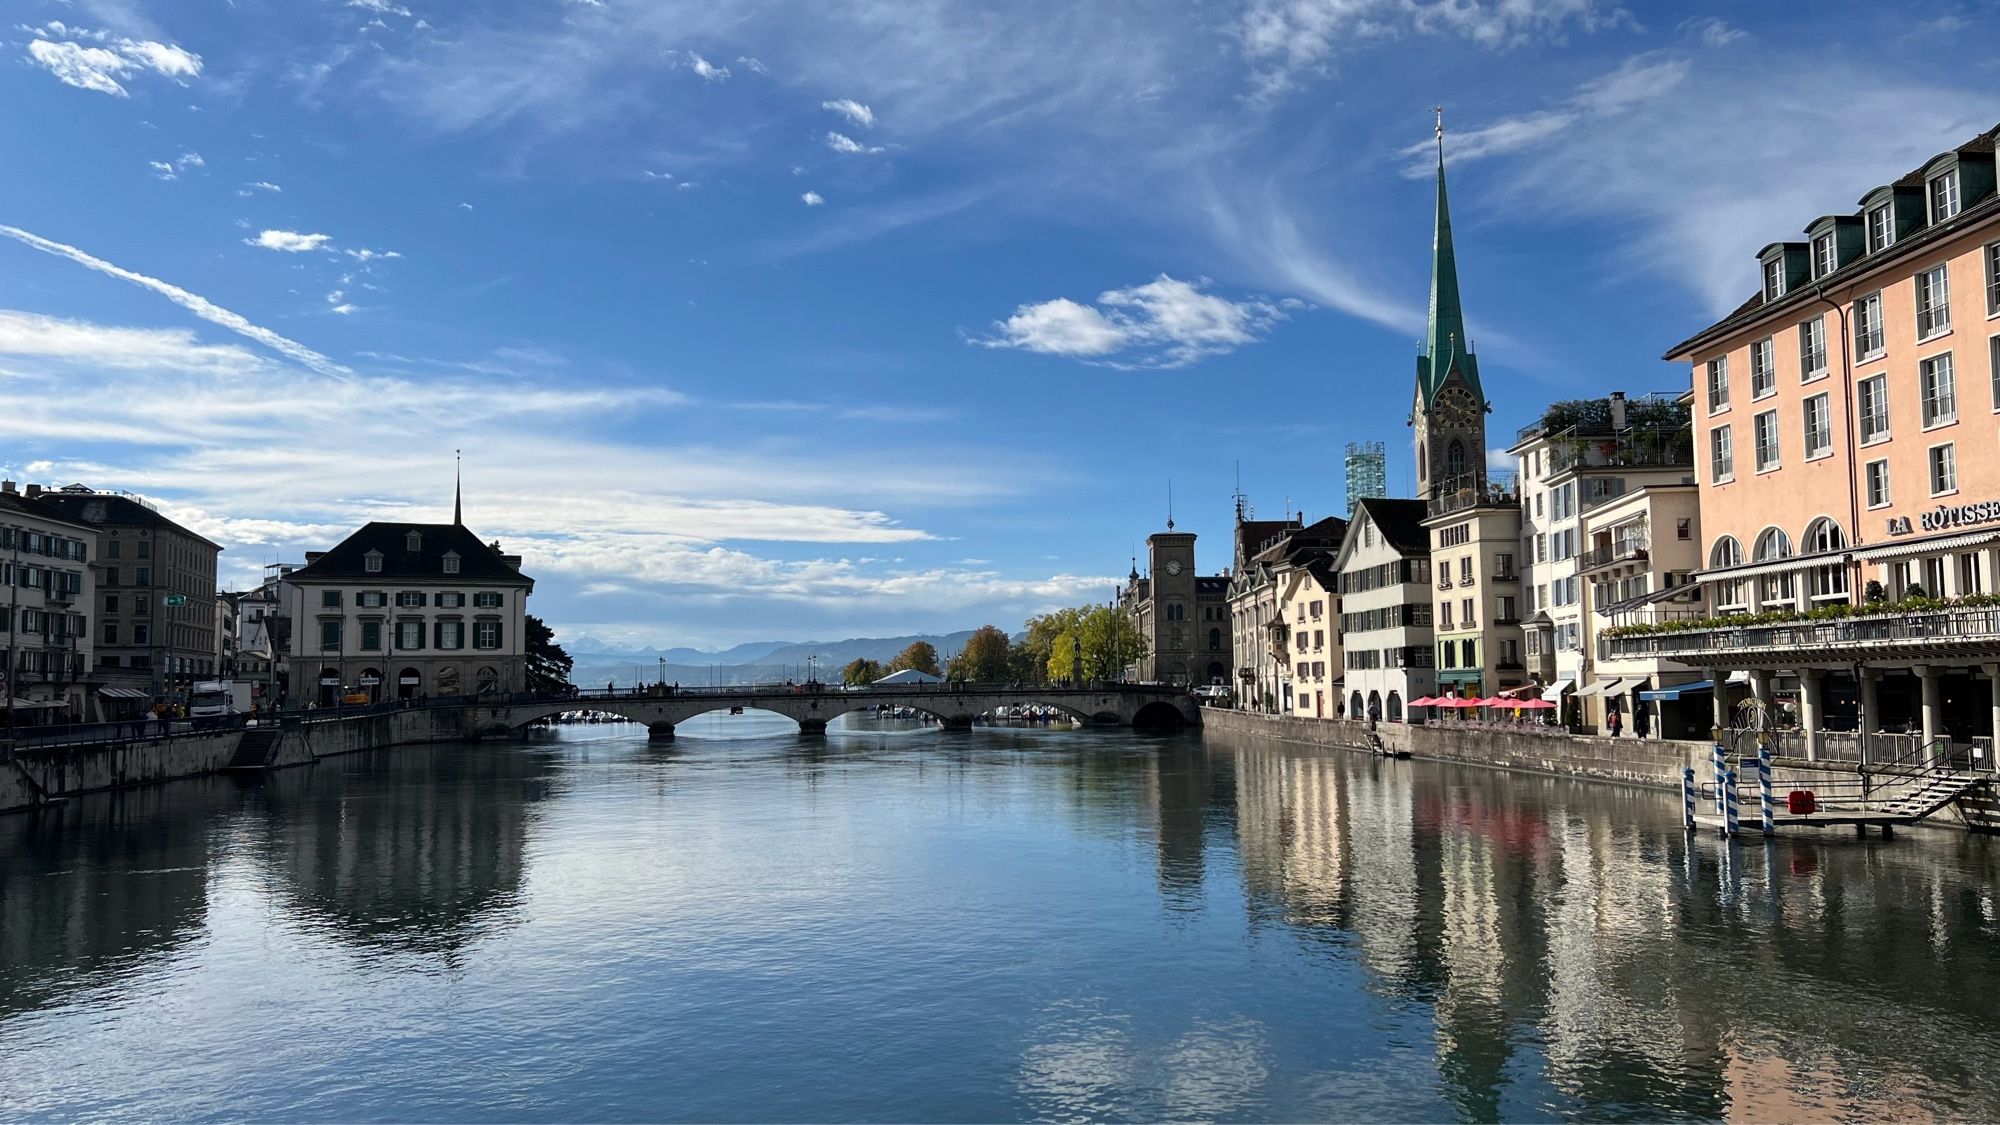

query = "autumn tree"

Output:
[[946, 625, 1013, 682], [888, 640, 942, 676], [841, 657, 884, 686], [1038, 604, 1147, 683]]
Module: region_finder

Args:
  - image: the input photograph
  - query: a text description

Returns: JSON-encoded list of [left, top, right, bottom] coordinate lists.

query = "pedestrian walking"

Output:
[[1607, 707, 1623, 738]]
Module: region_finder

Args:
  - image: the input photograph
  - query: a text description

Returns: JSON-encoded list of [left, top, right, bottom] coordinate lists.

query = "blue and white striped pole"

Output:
[[1682, 765, 1697, 832], [1723, 768, 1740, 838], [1713, 742, 1728, 815], [1757, 747, 1775, 836]]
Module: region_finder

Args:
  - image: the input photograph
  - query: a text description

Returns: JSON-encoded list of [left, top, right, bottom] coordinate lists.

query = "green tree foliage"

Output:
[[841, 657, 884, 685], [1035, 605, 1147, 682], [525, 615, 573, 693], [946, 625, 1013, 682], [888, 640, 942, 676]]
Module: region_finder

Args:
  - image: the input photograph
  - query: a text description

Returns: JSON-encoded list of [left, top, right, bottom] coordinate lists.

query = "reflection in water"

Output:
[[0, 781, 233, 1022], [2, 725, 1999, 1122], [252, 743, 561, 956]]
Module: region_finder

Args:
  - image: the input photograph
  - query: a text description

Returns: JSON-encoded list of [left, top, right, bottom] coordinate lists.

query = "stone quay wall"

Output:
[[1200, 707, 1713, 790], [1, 706, 488, 815]]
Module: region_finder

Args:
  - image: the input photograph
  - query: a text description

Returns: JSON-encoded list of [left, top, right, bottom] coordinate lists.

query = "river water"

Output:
[[4, 714, 2000, 1122]]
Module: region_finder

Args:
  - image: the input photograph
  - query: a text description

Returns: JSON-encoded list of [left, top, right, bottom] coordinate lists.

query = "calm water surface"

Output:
[[4, 713, 2000, 1122]]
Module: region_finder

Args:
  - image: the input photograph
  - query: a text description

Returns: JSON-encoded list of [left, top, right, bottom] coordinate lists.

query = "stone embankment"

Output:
[[1, 707, 487, 814]]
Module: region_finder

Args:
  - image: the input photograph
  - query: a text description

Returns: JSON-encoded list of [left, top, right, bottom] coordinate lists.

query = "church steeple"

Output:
[[1418, 109, 1479, 407]]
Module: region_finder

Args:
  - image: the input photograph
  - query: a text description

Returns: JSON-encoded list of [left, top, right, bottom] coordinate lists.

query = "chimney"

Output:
[[1608, 391, 1628, 430], [24, 483, 42, 498]]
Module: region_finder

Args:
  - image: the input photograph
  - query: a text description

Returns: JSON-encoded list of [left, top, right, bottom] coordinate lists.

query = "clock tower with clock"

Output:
[[1410, 113, 1488, 503]]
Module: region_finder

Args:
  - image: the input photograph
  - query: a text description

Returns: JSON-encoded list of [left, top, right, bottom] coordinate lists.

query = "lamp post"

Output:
[[658, 655, 665, 689]]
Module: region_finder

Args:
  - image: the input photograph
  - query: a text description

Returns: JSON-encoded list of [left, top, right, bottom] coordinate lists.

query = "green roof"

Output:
[[1417, 135, 1480, 406]]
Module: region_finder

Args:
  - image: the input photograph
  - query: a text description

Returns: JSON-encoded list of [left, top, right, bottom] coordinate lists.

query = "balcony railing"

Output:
[[1546, 426, 1694, 476], [1427, 471, 1521, 519], [1577, 539, 1648, 573], [1606, 603, 2000, 663]]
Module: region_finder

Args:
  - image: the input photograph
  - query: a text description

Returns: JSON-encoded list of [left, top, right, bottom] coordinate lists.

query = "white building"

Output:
[[283, 517, 534, 705], [1334, 498, 1434, 723], [1279, 559, 1342, 719]]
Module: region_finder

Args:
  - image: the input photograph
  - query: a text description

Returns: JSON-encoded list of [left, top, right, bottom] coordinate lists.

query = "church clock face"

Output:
[[1165, 559, 1183, 575], [1434, 386, 1479, 430]]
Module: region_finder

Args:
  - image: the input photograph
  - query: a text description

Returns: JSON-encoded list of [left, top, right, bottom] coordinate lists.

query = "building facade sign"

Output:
[[1887, 500, 2000, 536]]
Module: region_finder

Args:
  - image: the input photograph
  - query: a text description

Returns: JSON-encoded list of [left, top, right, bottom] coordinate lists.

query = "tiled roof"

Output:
[[289, 521, 531, 585], [30, 487, 221, 548]]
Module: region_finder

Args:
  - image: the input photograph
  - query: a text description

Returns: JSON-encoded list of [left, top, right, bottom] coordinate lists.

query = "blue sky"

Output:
[[2, 0, 1996, 649]]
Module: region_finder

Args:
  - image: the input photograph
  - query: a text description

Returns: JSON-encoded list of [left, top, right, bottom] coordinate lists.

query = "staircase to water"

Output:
[[224, 728, 282, 772]]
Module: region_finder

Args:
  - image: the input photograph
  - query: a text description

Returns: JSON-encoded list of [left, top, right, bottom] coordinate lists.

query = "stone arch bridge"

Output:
[[473, 684, 1203, 740]]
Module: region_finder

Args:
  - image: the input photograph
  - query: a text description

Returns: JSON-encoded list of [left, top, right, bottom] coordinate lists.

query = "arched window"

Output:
[[1386, 691, 1404, 722], [1208, 627, 1222, 651], [477, 666, 501, 694], [1446, 439, 1468, 482], [1350, 690, 1364, 719], [1367, 690, 1382, 719], [1803, 517, 1849, 599], [1710, 535, 1747, 610], [1753, 527, 1796, 607]]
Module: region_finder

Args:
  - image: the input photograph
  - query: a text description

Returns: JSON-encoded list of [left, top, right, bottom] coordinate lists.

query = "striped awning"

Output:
[[96, 686, 149, 700], [1574, 678, 1627, 699], [1855, 530, 2000, 562]]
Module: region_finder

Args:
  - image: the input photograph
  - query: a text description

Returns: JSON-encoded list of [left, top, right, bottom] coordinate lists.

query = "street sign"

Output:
[[163, 594, 188, 607]]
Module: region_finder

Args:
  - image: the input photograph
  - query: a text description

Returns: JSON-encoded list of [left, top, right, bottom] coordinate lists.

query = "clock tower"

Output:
[[1410, 114, 1487, 502], [1144, 528, 1198, 683]]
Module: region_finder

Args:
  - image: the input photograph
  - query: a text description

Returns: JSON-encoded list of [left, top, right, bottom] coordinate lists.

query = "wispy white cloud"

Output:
[[801, 190, 825, 206], [150, 150, 204, 180], [826, 131, 885, 155], [1240, 0, 1630, 100], [247, 229, 332, 252], [821, 98, 875, 127], [0, 225, 352, 379], [1679, 16, 1746, 46], [735, 55, 766, 74], [23, 29, 201, 96], [685, 51, 729, 81], [344, 247, 402, 261], [1397, 53, 1691, 174], [0, 310, 264, 376], [974, 274, 1297, 369], [347, 0, 412, 16], [240, 180, 283, 195]]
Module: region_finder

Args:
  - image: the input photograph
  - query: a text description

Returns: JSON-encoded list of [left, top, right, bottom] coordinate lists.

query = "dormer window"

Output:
[[1867, 204, 1895, 252], [1762, 258, 1785, 301], [442, 552, 461, 575], [1811, 233, 1837, 278], [1930, 169, 1960, 223], [405, 530, 422, 552], [364, 550, 383, 574]]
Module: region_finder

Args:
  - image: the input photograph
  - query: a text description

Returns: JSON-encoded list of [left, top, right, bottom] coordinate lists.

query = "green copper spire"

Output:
[[1419, 112, 1478, 406]]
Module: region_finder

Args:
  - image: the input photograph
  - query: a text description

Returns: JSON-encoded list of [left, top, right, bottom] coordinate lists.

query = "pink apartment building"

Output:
[[1610, 123, 2000, 761]]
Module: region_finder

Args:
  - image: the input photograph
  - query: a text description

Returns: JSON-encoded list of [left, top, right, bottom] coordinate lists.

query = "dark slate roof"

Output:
[[1666, 121, 2000, 359], [1235, 518, 1298, 561], [30, 486, 222, 549], [1356, 497, 1431, 557], [0, 490, 93, 533], [1302, 558, 1339, 590], [290, 521, 532, 586], [1195, 576, 1230, 596]]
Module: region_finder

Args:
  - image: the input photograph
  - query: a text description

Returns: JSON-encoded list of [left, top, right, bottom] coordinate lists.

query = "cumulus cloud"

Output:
[[24, 32, 202, 96], [0, 225, 352, 379], [801, 191, 825, 206], [974, 275, 1296, 369], [822, 98, 875, 127], [826, 131, 885, 155], [247, 230, 332, 253]]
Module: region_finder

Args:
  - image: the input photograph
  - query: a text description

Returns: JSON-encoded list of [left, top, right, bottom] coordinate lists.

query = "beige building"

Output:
[[0, 482, 95, 724], [1227, 513, 1303, 710], [1609, 120, 2000, 756], [1580, 480, 1708, 737], [1511, 393, 1697, 728], [28, 483, 218, 711], [285, 517, 534, 704], [1278, 560, 1341, 718], [1423, 480, 1526, 701]]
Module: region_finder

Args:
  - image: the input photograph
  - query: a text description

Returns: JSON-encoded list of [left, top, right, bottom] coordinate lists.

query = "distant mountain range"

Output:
[[565, 631, 982, 688]]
